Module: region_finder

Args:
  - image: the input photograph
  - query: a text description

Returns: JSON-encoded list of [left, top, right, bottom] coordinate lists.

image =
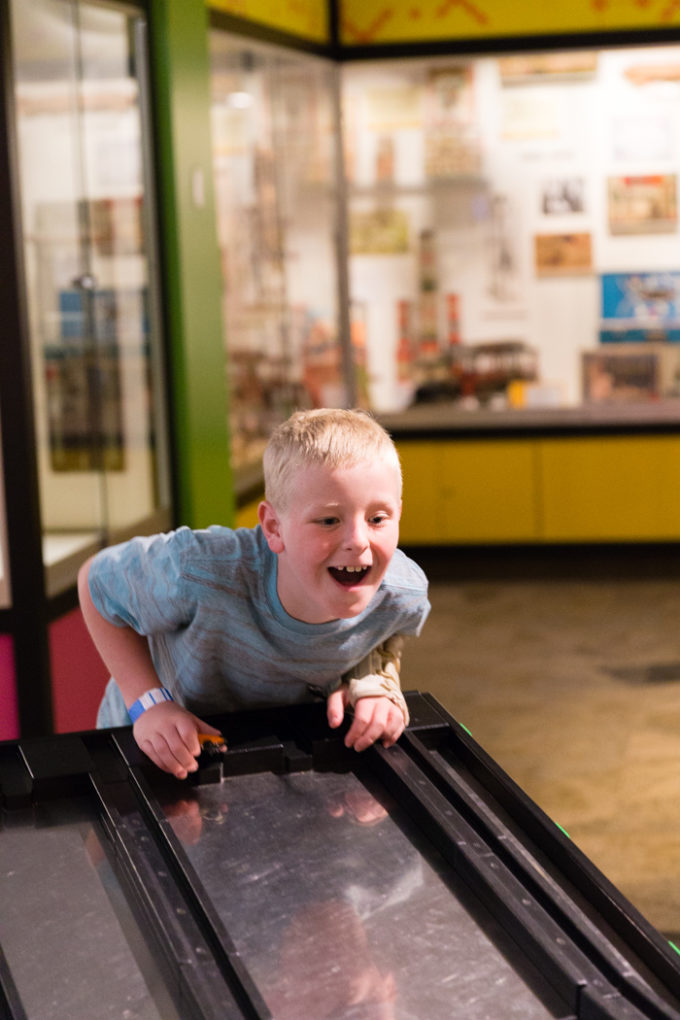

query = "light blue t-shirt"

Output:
[[89, 525, 430, 727]]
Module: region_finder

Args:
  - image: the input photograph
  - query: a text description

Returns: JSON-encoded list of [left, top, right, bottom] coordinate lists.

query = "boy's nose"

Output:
[[343, 518, 369, 550]]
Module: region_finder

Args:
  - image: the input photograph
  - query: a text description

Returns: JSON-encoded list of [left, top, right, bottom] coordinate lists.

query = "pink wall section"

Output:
[[49, 607, 110, 733], [0, 634, 19, 740]]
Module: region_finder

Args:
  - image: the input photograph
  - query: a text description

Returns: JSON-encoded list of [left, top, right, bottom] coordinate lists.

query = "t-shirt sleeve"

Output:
[[398, 596, 430, 638], [87, 530, 195, 635], [409, 596, 431, 637], [388, 550, 431, 638]]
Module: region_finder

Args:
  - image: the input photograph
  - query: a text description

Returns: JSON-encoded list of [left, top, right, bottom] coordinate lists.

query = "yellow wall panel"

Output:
[[439, 441, 538, 542], [209, 0, 329, 43], [539, 436, 680, 541], [235, 496, 263, 529], [398, 441, 443, 543], [339, 0, 680, 45], [398, 440, 539, 543]]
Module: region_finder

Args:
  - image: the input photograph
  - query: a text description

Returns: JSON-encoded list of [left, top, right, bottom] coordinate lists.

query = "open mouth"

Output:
[[328, 565, 370, 587]]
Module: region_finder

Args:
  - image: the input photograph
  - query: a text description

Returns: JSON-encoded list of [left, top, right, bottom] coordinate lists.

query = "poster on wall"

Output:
[[607, 174, 678, 234], [482, 193, 526, 320], [540, 177, 585, 216], [88, 197, 143, 256], [534, 232, 592, 276], [498, 51, 598, 83], [349, 208, 410, 254], [599, 271, 680, 342], [43, 287, 143, 472], [582, 347, 661, 403], [424, 66, 481, 177]]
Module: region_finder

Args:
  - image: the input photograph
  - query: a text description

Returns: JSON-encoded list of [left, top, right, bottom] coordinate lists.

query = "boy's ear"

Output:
[[258, 500, 285, 553]]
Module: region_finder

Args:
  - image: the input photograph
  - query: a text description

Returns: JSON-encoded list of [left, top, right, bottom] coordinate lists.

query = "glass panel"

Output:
[[342, 46, 680, 419], [210, 34, 348, 480], [0, 799, 182, 1019], [164, 770, 566, 1019], [10, 0, 170, 596]]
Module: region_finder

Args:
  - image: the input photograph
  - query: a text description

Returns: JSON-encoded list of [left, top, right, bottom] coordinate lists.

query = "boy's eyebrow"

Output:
[[308, 497, 398, 513]]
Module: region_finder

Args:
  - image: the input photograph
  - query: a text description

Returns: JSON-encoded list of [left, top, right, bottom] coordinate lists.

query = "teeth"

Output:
[[340, 565, 366, 573]]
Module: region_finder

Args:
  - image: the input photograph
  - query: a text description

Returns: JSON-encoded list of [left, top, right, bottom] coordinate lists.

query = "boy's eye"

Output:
[[317, 516, 339, 526], [369, 513, 389, 525]]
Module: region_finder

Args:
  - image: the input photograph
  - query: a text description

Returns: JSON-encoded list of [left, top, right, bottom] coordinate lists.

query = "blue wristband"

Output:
[[129, 686, 173, 723]]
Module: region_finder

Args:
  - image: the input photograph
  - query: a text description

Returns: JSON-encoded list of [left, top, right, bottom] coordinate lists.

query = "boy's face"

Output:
[[259, 458, 402, 624]]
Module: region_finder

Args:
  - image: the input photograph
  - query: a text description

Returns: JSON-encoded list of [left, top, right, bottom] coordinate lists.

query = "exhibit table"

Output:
[[2, 693, 680, 1019]]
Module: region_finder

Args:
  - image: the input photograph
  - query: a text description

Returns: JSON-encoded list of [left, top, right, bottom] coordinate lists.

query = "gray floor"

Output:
[[401, 546, 680, 942]]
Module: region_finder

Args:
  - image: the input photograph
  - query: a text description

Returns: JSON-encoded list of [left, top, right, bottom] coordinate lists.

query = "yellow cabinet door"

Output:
[[398, 439, 539, 543], [539, 436, 680, 540], [235, 497, 262, 530]]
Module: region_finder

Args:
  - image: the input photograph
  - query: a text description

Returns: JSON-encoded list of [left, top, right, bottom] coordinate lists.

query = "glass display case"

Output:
[[9, 0, 171, 596], [341, 45, 680, 416], [210, 32, 355, 481]]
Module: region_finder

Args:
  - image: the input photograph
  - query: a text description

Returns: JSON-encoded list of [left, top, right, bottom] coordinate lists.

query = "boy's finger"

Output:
[[195, 718, 223, 737], [172, 719, 202, 759], [326, 688, 346, 728], [164, 724, 205, 770], [139, 736, 196, 779], [347, 717, 383, 751], [345, 702, 388, 750], [381, 717, 405, 748]]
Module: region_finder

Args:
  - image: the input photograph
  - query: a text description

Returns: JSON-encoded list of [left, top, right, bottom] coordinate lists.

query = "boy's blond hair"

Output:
[[263, 408, 402, 511]]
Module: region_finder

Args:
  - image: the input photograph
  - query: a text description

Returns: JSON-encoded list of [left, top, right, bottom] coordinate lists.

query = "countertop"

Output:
[[379, 399, 680, 438]]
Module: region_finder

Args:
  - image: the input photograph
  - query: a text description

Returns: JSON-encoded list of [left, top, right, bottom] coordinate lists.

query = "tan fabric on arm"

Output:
[[344, 635, 409, 727]]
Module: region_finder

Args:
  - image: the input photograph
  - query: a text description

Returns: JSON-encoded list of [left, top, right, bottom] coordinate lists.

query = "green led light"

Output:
[[555, 822, 571, 839], [669, 941, 680, 956]]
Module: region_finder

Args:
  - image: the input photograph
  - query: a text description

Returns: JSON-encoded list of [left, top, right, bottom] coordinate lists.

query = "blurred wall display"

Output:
[[424, 66, 481, 177], [341, 43, 680, 410], [210, 36, 680, 423], [582, 344, 680, 403], [10, 0, 171, 595], [210, 33, 346, 474], [498, 52, 598, 82], [600, 272, 680, 343], [540, 177, 585, 215], [607, 174, 678, 234], [47, 287, 125, 472], [349, 208, 410, 254], [534, 233, 592, 277]]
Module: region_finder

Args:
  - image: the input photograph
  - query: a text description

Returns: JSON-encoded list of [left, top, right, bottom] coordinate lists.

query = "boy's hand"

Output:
[[327, 685, 405, 751], [132, 701, 224, 779]]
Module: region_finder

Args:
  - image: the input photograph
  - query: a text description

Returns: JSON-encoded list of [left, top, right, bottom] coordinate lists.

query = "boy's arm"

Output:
[[78, 557, 222, 779], [327, 635, 409, 752]]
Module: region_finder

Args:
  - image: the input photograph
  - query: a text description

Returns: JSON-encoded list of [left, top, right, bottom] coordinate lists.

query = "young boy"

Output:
[[78, 408, 430, 780]]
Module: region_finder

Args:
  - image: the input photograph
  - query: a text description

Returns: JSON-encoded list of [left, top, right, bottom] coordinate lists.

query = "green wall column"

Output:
[[148, 0, 233, 528]]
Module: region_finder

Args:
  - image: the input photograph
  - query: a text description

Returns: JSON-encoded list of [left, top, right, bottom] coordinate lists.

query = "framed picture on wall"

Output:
[[534, 232, 592, 276], [582, 347, 660, 402], [599, 271, 680, 342], [349, 207, 410, 254], [607, 174, 678, 234], [540, 177, 585, 216]]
